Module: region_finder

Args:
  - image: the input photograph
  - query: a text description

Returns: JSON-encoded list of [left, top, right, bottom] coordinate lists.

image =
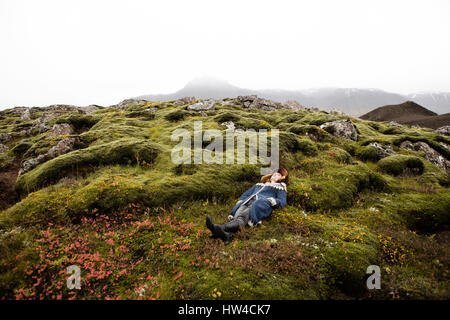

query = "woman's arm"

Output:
[[268, 189, 287, 208]]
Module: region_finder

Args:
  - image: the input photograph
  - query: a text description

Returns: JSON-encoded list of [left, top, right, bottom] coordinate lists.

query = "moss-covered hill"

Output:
[[0, 98, 449, 300]]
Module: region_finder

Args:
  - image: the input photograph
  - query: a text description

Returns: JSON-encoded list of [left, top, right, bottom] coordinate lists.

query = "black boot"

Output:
[[205, 216, 218, 238], [223, 219, 242, 233], [214, 220, 242, 245]]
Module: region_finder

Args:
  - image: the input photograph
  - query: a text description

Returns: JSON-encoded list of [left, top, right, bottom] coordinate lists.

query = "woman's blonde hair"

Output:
[[260, 168, 289, 184]]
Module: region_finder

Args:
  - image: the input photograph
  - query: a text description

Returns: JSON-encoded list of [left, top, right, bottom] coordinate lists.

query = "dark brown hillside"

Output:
[[360, 101, 437, 122], [402, 113, 450, 129]]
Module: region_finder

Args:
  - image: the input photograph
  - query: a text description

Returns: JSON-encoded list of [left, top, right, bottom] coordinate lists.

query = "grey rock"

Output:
[[220, 121, 235, 130], [20, 108, 31, 121], [400, 140, 450, 171], [26, 113, 60, 135], [388, 121, 403, 128], [434, 126, 450, 136], [319, 119, 358, 141], [46, 104, 80, 112], [174, 97, 196, 106], [186, 99, 216, 111], [111, 99, 148, 110], [49, 123, 75, 137], [0, 133, 13, 144], [77, 105, 100, 114], [145, 108, 158, 113], [439, 142, 450, 150], [330, 107, 346, 116], [18, 137, 79, 176], [284, 100, 306, 111], [0, 143, 8, 153], [236, 95, 283, 111], [368, 142, 396, 159]]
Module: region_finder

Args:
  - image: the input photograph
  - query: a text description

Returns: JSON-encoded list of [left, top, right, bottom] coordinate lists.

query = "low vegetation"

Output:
[[0, 100, 449, 300]]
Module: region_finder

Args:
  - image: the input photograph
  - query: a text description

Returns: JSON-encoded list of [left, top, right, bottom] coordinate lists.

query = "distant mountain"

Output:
[[359, 101, 449, 129], [406, 92, 450, 115], [360, 101, 437, 122], [135, 77, 450, 116], [401, 113, 450, 129]]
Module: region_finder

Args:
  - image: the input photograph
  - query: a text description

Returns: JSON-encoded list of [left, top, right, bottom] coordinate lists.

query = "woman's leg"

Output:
[[206, 198, 255, 244]]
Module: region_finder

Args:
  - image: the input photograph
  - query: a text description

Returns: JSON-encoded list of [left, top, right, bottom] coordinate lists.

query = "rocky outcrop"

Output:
[[400, 140, 450, 172], [368, 142, 396, 159], [49, 123, 75, 137], [319, 119, 358, 141], [434, 126, 450, 136], [186, 99, 215, 111], [18, 137, 79, 176], [20, 108, 31, 121], [389, 121, 403, 128], [112, 99, 148, 110], [46, 104, 80, 112], [330, 107, 346, 116], [0, 133, 13, 144], [24, 113, 60, 135], [0, 143, 8, 153], [77, 105, 100, 114], [220, 121, 236, 130], [236, 95, 283, 111], [439, 142, 450, 150], [284, 100, 306, 111], [175, 97, 196, 106]]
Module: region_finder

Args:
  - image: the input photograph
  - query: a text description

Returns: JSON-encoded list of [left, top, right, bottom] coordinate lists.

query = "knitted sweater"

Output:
[[229, 182, 287, 226]]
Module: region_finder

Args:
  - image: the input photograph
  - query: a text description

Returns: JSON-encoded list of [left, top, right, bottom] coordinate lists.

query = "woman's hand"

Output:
[[267, 197, 277, 207]]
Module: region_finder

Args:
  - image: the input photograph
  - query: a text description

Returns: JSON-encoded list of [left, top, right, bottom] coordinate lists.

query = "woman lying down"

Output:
[[206, 168, 289, 245]]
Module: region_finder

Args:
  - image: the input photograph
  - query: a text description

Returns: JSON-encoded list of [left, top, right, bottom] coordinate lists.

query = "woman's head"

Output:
[[261, 168, 289, 184]]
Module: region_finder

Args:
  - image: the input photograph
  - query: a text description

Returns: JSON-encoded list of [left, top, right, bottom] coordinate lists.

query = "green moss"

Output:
[[164, 110, 189, 122], [279, 132, 318, 156], [11, 141, 32, 156], [322, 242, 378, 295], [15, 138, 162, 195], [385, 192, 450, 233], [355, 145, 379, 162], [54, 113, 100, 130], [378, 155, 424, 176], [213, 112, 240, 123], [288, 164, 388, 212]]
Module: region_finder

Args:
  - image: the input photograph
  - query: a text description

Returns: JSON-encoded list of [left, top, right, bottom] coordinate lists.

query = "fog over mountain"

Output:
[[136, 77, 450, 117]]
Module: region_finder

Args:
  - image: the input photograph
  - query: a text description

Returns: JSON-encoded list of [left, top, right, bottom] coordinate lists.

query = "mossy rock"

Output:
[[386, 192, 450, 233], [355, 145, 380, 162], [377, 155, 424, 176], [325, 147, 352, 164], [288, 164, 388, 212], [124, 110, 155, 120], [15, 138, 162, 195], [213, 112, 240, 123], [11, 141, 33, 156], [236, 117, 272, 130], [288, 124, 334, 142], [322, 242, 378, 295], [164, 110, 189, 122], [278, 132, 318, 156], [393, 136, 450, 161], [381, 126, 403, 135], [54, 114, 99, 130]]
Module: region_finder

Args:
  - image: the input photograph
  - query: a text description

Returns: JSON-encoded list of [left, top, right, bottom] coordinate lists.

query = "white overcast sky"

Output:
[[1, 0, 449, 108]]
